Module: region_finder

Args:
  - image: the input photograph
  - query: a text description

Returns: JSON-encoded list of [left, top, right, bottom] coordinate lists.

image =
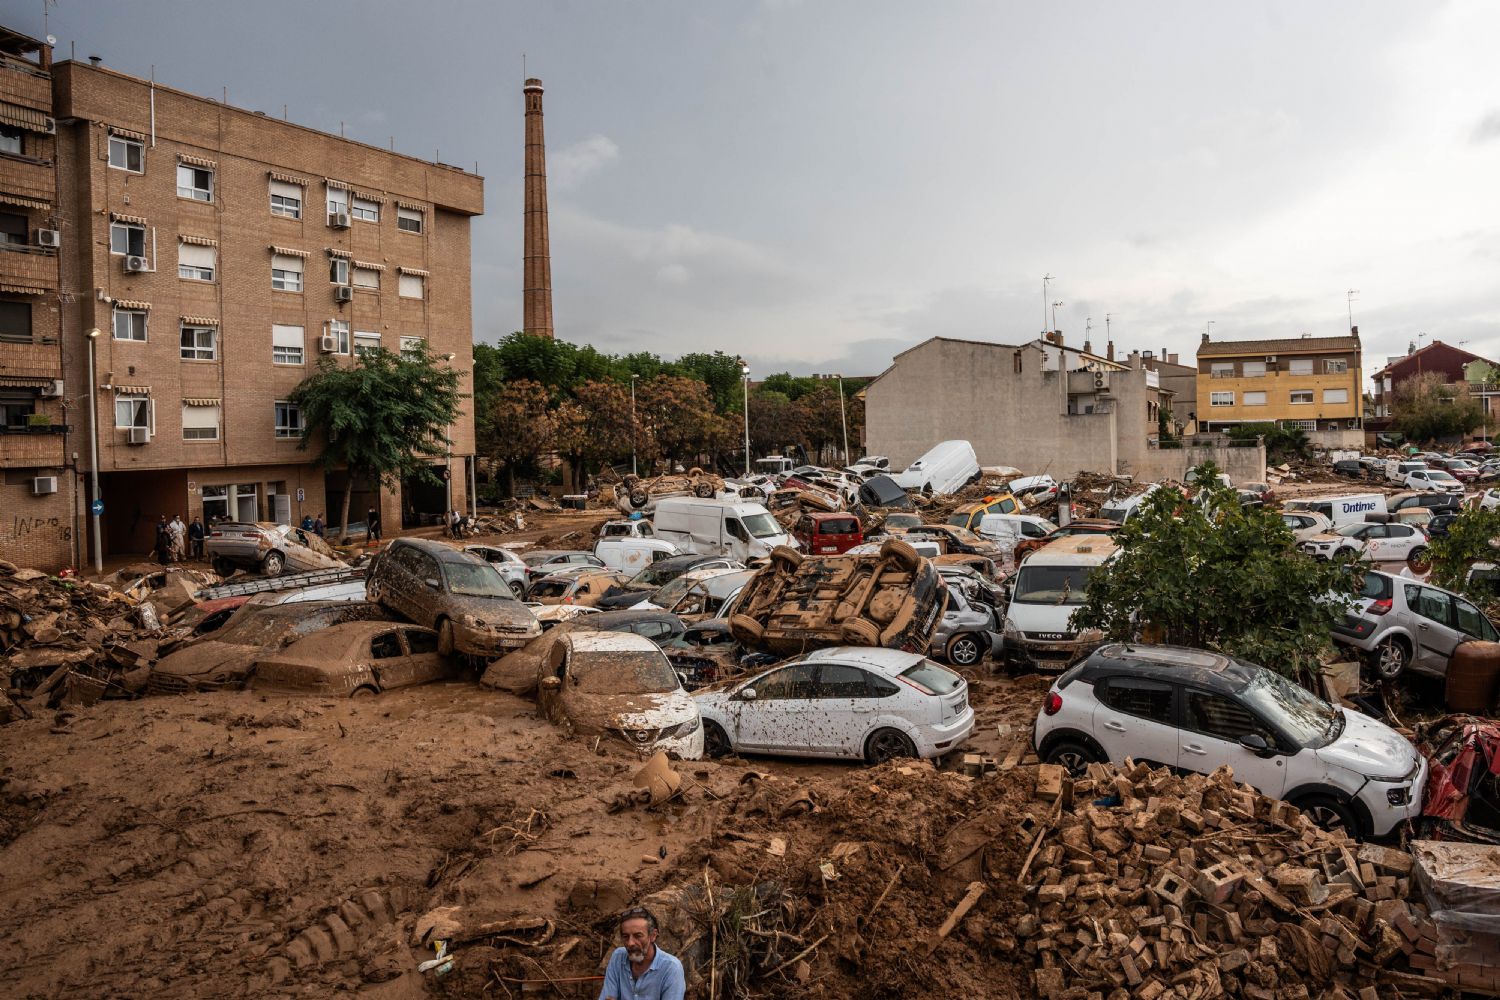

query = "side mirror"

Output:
[[540, 676, 562, 691], [739, 687, 758, 702], [1238, 733, 1275, 757], [424, 578, 441, 590]]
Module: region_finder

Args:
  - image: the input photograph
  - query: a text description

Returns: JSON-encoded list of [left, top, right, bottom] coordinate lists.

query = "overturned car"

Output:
[[727, 539, 947, 656], [615, 469, 726, 513]]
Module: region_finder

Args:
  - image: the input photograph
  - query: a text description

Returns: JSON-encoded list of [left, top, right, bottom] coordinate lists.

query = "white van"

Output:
[[1385, 459, 1427, 485], [975, 513, 1057, 560], [1283, 493, 1389, 526], [652, 498, 796, 563], [1001, 535, 1118, 672], [593, 519, 680, 572], [1098, 484, 1160, 524], [894, 440, 981, 495]]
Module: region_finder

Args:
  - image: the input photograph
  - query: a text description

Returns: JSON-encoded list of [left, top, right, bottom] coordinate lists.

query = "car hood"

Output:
[[154, 641, 260, 680], [1304, 532, 1344, 544], [563, 688, 698, 735], [445, 595, 538, 627], [1317, 708, 1421, 778]]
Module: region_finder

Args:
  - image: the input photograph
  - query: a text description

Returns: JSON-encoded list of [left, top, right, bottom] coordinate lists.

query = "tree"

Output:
[[1071, 464, 1353, 679], [1391, 372, 1483, 443], [290, 347, 462, 534], [553, 380, 635, 491], [678, 351, 746, 411], [636, 375, 718, 470], [1225, 422, 1309, 464], [1428, 507, 1500, 602], [482, 379, 555, 497]]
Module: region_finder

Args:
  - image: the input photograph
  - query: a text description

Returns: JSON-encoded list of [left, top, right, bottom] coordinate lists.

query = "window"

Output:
[[1184, 690, 1277, 746], [404, 629, 439, 654], [1288, 358, 1314, 376], [351, 197, 379, 223], [1324, 359, 1348, 374], [751, 663, 819, 700], [399, 335, 424, 359], [0, 391, 35, 428], [0, 124, 21, 155], [274, 400, 303, 438], [272, 324, 304, 365], [108, 135, 143, 172], [1286, 419, 1317, 431], [329, 319, 350, 354], [1323, 388, 1349, 404], [181, 403, 219, 441], [115, 393, 150, 430], [1405, 585, 1454, 628], [112, 307, 147, 342], [177, 243, 216, 281], [397, 206, 423, 233], [329, 257, 349, 284], [1289, 390, 1313, 404], [371, 631, 403, 659], [0, 212, 25, 245], [815, 663, 874, 698], [180, 323, 216, 360], [271, 253, 303, 292], [0, 299, 31, 343], [109, 222, 145, 257], [1455, 598, 1499, 641], [1096, 677, 1174, 724], [176, 164, 213, 202], [1211, 363, 1235, 378], [1243, 391, 1267, 406], [398, 272, 424, 299], [354, 331, 381, 356], [1241, 361, 1266, 378], [352, 265, 379, 290], [269, 180, 302, 219], [327, 186, 348, 216], [1210, 391, 1234, 407]]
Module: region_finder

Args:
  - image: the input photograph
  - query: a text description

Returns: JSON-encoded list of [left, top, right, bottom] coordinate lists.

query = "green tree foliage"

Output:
[[636, 375, 722, 470], [677, 351, 746, 411], [290, 347, 462, 533], [1428, 507, 1500, 601], [1391, 372, 1483, 443], [1071, 464, 1352, 679], [553, 380, 635, 490], [1225, 422, 1310, 464]]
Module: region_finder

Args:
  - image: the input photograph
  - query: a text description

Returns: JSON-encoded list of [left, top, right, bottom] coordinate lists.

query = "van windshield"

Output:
[[1013, 566, 1092, 605], [1099, 506, 1129, 524], [743, 513, 783, 539]]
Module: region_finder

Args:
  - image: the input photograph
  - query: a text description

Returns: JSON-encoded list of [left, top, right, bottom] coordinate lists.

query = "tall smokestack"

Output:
[[522, 78, 554, 339]]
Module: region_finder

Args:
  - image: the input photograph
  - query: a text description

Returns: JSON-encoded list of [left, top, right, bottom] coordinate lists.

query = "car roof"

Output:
[[1076, 643, 1258, 693], [801, 645, 927, 675], [586, 609, 682, 628], [272, 620, 418, 660], [390, 537, 480, 563], [1025, 535, 1119, 564], [562, 631, 661, 654]]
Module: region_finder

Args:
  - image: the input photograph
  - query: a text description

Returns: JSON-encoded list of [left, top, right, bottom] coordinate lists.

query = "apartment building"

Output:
[[1196, 330, 1363, 448], [1366, 339, 1498, 433], [37, 58, 483, 563], [0, 27, 72, 571]]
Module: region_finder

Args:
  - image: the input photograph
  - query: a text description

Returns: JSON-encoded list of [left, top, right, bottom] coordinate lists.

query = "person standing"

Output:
[[312, 513, 325, 537], [154, 515, 172, 565], [598, 907, 684, 1000], [169, 514, 187, 563], [188, 516, 206, 560], [367, 506, 381, 543]]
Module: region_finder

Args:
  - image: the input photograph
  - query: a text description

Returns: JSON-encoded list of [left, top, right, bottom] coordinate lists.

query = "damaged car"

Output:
[[538, 631, 703, 759], [592, 554, 745, 611], [1417, 715, 1500, 843], [479, 609, 687, 694], [615, 468, 725, 513], [366, 538, 541, 657], [205, 521, 347, 578], [526, 569, 633, 607], [250, 622, 456, 698], [727, 539, 947, 656]]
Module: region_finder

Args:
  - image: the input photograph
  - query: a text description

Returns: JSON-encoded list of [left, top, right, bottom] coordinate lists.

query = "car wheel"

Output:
[[703, 720, 732, 758], [437, 618, 456, 657], [945, 633, 984, 667], [629, 490, 650, 508], [1044, 739, 1101, 777], [261, 551, 285, 577], [351, 685, 379, 699], [694, 482, 716, 499], [1407, 546, 1430, 568], [212, 556, 234, 576], [1297, 795, 1359, 836], [509, 580, 525, 599], [1373, 636, 1410, 680], [365, 578, 382, 604], [864, 727, 917, 765], [841, 617, 882, 646], [879, 537, 921, 570], [770, 546, 803, 572], [729, 614, 765, 645]]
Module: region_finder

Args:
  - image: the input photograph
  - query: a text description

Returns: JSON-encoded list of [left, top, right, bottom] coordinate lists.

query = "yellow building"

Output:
[[1196, 332, 1363, 446]]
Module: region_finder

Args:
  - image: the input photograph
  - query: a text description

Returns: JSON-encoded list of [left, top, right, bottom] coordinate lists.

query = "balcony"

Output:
[[0, 424, 67, 468], [0, 242, 58, 287], [0, 154, 54, 203], [0, 55, 51, 110]]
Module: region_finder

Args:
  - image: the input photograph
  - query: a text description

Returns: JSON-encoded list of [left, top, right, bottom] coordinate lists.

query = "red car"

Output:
[[792, 512, 864, 555], [1435, 459, 1480, 483], [1418, 715, 1500, 844]]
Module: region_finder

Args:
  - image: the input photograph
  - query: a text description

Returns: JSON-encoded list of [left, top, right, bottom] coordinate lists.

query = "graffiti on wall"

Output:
[[11, 515, 71, 541]]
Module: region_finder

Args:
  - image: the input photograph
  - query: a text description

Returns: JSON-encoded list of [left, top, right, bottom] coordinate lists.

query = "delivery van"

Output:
[[893, 440, 981, 495], [652, 498, 796, 563], [1283, 493, 1389, 526]]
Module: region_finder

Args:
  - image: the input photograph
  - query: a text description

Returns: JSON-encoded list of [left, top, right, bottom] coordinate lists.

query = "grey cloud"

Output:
[[1473, 111, 1500, 143]]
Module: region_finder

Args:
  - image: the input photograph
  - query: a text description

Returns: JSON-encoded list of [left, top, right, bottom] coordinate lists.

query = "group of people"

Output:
[[297, 508, 384, 542], [153, 514, 205, 564]]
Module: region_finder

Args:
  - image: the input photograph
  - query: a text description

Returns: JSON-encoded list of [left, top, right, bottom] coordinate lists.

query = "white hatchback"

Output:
[[693, 647, 974, 764], [1299, 521, 1428, 563]]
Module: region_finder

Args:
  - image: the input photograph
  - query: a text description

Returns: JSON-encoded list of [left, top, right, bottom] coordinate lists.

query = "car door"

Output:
[[381, 546, 422, 621], [1381, 523, 1420, 561], [366, 628, 409, 692], [1404, 584, 1465, 676], [379, 628, 447, 689], [1178, 687, 1289, 797], [730, 663, 823, 754], [1090, 676, 1179, 769], [806, 662, 883, 756]]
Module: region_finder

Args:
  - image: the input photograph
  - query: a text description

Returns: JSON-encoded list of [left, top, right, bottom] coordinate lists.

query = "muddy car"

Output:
[[205, 521, 346, 577], [366, 538, 541, 657], [615, 469, 726, 513], [1418, 715, 1500, 843], [250, 622, 456, 698], [727, 539, 947, 656], [663, 620, 749, 689], [593, 554, 745, 611], [526, 569, 632, 607], [148, 600, 392, 694], [479, 609, 688, 694], [899, 523, 1005, 561], [537, 631, 703, 758]]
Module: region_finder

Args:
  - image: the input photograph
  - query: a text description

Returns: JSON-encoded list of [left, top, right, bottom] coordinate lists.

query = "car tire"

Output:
[[212, 556, 234, 576], [437, 618, 456, 657], [879, 537, 921, 570], [703, 720, 732, 758], [945, 633, 984, 667], [1372, 636, 1411, 680], [509, 580, 525, 600], [841, 617, 882, 646], [694, 482, 716, 499], [1296, 794, 1359, 836], [864, 727, 916, 765], [629, 490, 650, 509], [688, 466, 705, 477], [729, 614, 765, 645], [351, 685, 378, 699], [770, 546, 803, 572], [261, 551, 285, 577], [1044, 739, 1101, 777], [1407, 546, 1430, 569], [365, 578, 383, 604]]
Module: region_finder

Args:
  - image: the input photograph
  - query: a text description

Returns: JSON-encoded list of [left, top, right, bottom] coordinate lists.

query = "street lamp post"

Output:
[[832, 373, 849, 464], [630, 374, 639, 477], [85, 326, 102, 574], [442, 352, 456, 518], [740, 361, 751, 476]]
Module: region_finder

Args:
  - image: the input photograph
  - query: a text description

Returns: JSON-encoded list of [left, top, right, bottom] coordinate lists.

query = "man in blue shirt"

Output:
[[599, 906, 685, 1000]]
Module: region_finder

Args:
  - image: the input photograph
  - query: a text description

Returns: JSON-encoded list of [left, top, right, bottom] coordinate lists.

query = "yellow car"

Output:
[[946, 493, 1023, 532]]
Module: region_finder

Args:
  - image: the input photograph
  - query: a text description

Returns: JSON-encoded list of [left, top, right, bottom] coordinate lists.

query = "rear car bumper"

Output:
[[913, 705, 976, 758]]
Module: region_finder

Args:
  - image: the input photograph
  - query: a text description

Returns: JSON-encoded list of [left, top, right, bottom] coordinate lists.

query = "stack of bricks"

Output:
[[1018, 762, 1447, 1000]]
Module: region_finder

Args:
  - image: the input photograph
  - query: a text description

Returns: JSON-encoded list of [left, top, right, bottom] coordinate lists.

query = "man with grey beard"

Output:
[[598, 906, 684, 1000]]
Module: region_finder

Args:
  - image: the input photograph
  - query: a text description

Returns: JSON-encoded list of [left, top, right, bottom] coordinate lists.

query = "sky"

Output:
[[10, 1, 1500, 384]]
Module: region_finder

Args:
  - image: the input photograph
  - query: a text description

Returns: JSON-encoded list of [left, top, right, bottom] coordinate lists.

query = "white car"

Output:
[[1299, 521, 1428, 563], [693, 647, 975, 764], [464, 545, 529, 598], [1279, 511, 1333, 543], [1404, 468, 1464, 495], [1032, 644, 1427, 837], [1478, 488, 1500, 512]]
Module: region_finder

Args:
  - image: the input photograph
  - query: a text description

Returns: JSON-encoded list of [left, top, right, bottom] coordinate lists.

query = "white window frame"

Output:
[[1289, 390, 1314, 405], [354, 331, 381, 357], [1322, 388, 1350, 404], [329, 257, 349, 284], [108, 135, 143, 172], [327, 186, 348, 216], [269, 180, 302, 219], [272, 323, 304, 365], [181, 403, 220, 441], [1210, 362, 1235, 378], [176, 164, 213, 202], [271, 254, 304, 293], [1324, 359, 1348, 374], [177, 243, 216, 282], [398, 272, 424, 299], [329, 318, 350, 355], [399, 335, 425, 360], [1209, 391, 1234, 407], [114, 393, 151, 430], [351, 196, 379, 223], [1285, 419, 1317, 432], [109, 222, 145, 257], [180, 323, 217, 361], [1242, 391, 1267, 406], [1288, 358, 1315, 376], [274, 400, 303, 439], [397, 206, 423, 233], [112, 307, 147, 342], [352, 266, 380, 290], [1241, 361, 1267, 378]]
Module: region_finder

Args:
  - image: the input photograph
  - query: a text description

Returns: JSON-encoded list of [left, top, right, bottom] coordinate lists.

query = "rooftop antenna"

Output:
[[1206, 320, 1215, 339], [1042, 274, 1055, 332], [1051, 300, 1065, 333], [1105, 313, 1112, 339], [1347, 289, 1359, 332]]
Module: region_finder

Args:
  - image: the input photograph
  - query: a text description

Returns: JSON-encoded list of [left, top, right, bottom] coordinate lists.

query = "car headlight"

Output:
[[1077, 627, 1104, 643], [461, 614, 485, 629], [674, 716, 700, 737], [1002, 616, 1021, 638]]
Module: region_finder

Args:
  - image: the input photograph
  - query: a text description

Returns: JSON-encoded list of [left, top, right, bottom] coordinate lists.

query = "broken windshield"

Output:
[[570, 651, 680, 694], [743, 513, 783, 539]]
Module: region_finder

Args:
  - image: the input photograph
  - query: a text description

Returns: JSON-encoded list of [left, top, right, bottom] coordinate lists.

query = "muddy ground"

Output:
[[0, 666, 1047, 999]]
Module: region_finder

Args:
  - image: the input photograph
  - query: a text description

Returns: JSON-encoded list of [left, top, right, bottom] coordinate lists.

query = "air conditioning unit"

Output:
[[1347, 419, 1359, 429], [1092, 372, 1108, 390], [1265, 355, 1277, 362], [38, 379, 63, 398], [127, 426, 151, 445], [31, 476, 57, 495], [123, 255, 149, 273], [334, 284, 354, 302], [328, 211, 351, 229], [319, 334, 338, 352], [35, 229, 60, 248]]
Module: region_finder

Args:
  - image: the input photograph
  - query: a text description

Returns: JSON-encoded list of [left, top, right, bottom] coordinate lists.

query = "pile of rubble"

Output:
[[1017, 760, 1447, 999]]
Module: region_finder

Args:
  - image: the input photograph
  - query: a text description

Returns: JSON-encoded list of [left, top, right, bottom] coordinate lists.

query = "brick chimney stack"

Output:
[[523, 78, 554, 338]]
